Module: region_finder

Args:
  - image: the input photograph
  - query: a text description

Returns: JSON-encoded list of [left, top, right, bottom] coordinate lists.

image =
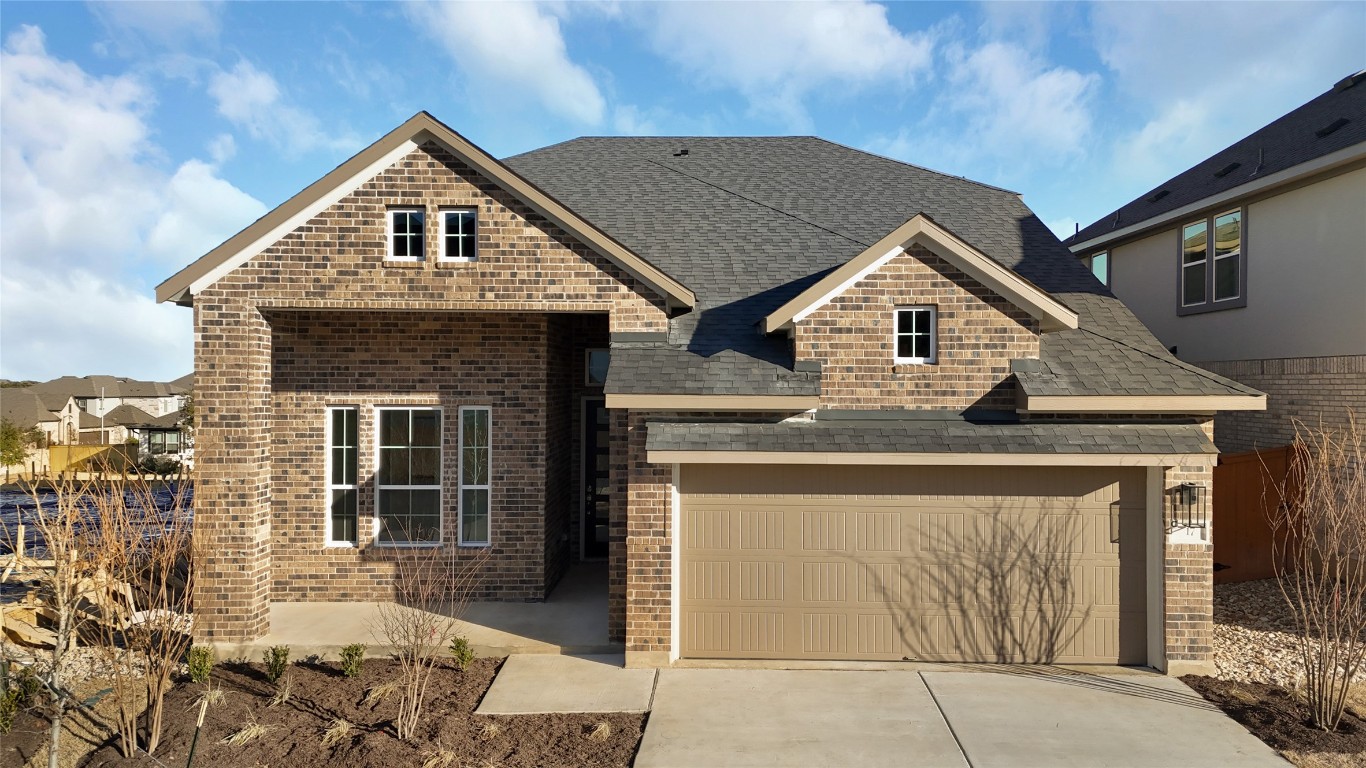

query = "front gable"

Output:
[[158, 113, 694, 325], [794, 243, 1041, 410]]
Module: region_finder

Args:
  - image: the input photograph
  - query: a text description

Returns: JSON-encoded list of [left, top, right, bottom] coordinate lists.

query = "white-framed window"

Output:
[[440, 209, 478, 261], [388, 208, 425, 261], [458, 406, 492, 546], [376, 407, 442, 546], [584, 348, 609, 387], [326, 407, 359, 546], [1180, 209, 1244, 313], [1082, 251, 1109, 286], [894, 306, 936, 364]]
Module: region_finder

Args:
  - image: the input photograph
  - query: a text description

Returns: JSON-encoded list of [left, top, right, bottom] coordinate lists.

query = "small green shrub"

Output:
[[187, 645, 215, 684], [12, 667, 40, 706], [264, 645, 290, 683], [0, 690, 19, 734], [449, 636, 475, 672], [339, 644, 366, 678]]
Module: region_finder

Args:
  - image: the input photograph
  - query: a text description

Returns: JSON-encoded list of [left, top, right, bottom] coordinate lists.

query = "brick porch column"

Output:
[[1162, 419, 1216, 675], [193, 298, 273, 641]]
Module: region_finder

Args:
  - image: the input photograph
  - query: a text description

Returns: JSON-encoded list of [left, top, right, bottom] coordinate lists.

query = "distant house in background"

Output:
[[1, 374, 193, 458], [1068, 70, 1366, 454]]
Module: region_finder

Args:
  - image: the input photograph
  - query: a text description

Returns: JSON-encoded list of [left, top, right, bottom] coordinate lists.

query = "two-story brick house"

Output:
[[158, 114, 1263, 674]]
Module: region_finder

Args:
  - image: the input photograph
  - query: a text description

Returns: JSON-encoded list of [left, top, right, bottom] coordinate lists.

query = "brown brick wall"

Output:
[[267, 310, 553, 602], [1163, 419, 1215, 667], [795, 245, 1040, 410], [1196, 356, 1366, 454]]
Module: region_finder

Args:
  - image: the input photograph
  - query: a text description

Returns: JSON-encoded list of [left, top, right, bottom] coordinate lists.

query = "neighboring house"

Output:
[[1068, 70, 1366, 454], [27, 374, 192, 447], [30, 374, 190, 421], [157, 113, 1264, 674], [0, 388, 58, 473], [99, 404, 186, 458]]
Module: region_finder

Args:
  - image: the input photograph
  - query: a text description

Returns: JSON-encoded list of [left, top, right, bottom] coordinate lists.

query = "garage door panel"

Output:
[[680, 466, 1146, 664]]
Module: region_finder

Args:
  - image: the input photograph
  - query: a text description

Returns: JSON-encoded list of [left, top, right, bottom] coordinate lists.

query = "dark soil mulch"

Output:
[[3, 709, 50, 766], [81, 657, 645, 768], [1182, 675, 1366, 756]]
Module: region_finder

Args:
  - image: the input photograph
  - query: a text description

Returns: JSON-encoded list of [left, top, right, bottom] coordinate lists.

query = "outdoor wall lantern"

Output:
[[1169, 482, 1208, 530]]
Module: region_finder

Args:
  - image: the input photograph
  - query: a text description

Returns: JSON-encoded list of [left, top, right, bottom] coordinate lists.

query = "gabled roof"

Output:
[[30, 375, 183, 399], [156, 112, 696, 309], [762, 214, 1079, 334], [0, 389, 60, 429], [1071, 70, 1366, 250]]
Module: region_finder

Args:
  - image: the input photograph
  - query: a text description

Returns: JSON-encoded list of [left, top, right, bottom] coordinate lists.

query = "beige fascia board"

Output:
[[1020, 394, 1267, 413], [605, 394, 819, 411], [762, 214, 1077, 334], [157, 112, 695, 309], [648, 450, 1216, 467], [1070, 143, 1366, 254]]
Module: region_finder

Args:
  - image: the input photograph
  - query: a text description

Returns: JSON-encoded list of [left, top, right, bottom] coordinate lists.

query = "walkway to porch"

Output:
[[207, 562, 615, 660]]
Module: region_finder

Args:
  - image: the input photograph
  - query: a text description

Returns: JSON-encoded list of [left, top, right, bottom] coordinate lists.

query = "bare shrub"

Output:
[[321, 718, 355, 747], [1267, 411, 1366, 731], [479, 721, 502, 740], [586, 721, 612, 742], [369, 531, 488, 741], [362, 680, 399, 707], [268, 670, 293, 708], [221, 719, 273, 746], [420, 745, 457, 768], [86, 474, 197, 757]]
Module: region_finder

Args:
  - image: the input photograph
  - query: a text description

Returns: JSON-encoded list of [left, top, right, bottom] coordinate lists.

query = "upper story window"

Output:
[[1180, 209, 1245, 314], [388, 208, 425, 261], [1082, 251, 1109, 286], [440, 209, 478, 261], [894, 307, 937, 365]]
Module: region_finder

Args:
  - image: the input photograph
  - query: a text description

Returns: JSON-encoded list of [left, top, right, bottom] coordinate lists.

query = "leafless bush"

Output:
[[86, 475, 197, 756], [1267, 411, 1366, 731], [368, 527, 488, 741]]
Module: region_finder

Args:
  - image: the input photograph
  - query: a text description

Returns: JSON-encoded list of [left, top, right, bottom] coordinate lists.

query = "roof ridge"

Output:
[[638, 156, 874, 251], [810, 136, 1022, 196]]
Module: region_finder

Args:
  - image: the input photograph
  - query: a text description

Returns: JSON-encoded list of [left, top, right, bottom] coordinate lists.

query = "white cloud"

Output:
[[1091, 2, 1365, 186], [0, 26, 265, 381], [208, 60, 353, 155], [207, 132, 235, 164], [89, 0, 222, 53], [406, 1, 606, 125], [633, 1, 934, 127]]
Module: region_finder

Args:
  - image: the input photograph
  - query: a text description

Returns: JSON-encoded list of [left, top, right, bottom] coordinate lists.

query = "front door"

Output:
[[582, 397, 611, 559]]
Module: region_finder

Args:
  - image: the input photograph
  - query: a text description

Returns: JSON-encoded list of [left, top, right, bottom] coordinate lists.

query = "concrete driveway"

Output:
[[635, 667, 1288, 768]]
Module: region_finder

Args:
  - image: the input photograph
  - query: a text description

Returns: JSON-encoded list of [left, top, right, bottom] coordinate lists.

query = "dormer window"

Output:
[[388, 208, 425, 261], [894, 307, 936, 364], [440, 209, 478, 261]]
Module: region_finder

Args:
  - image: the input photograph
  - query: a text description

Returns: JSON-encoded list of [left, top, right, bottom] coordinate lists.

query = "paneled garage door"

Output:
[[679, 464, 1147, 663]]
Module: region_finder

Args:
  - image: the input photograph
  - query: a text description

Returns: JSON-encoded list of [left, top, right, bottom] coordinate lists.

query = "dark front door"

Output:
[[582, 397, 611, 559]]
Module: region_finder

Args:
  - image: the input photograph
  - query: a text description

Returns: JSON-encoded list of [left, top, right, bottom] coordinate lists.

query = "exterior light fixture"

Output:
[[1169, 482, 1208, 530]]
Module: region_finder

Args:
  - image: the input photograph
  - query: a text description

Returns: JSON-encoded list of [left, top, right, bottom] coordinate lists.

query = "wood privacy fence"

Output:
[[48, 444, 138, 473], [1212, 445, 1295, 584]]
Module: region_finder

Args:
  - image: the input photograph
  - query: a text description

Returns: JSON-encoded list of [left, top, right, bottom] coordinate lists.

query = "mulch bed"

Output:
[[81, 657, 645, 768], [1182, 675, 1366, 757]]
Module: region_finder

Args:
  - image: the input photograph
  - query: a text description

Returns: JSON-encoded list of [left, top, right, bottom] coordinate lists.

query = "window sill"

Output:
[[458, 542, 491, 549], [893, 361, 936, 372], [371, 541, 442, 548], [324, 542, 357, 549], [382, 259, 426, 269], [435, 259, 478, 269], [1176, 298, 1246, 316]]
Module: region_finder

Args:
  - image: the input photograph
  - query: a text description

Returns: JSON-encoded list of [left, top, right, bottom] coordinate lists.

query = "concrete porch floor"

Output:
[[207, 562, 616, 660]]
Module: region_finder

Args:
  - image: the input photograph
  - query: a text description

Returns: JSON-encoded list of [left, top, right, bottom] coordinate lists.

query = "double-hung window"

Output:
[[377, 408, 442, 545], [388, 208, 425, 261], [327, 407, 359, 546], [458, 406, 491, 546], [440, 209, 478, 261], [894, 307, 937, 364], [1180, 209, 1244, 313]]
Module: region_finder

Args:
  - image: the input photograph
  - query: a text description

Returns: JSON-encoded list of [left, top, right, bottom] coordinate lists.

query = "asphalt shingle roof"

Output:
[[1071, 71, 1366, 246], [0, 389, 59, 429], [504, 136, 1257, 400], [647, 420, 1217, 456]]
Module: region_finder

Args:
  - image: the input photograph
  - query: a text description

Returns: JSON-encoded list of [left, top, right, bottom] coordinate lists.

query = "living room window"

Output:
[[1180, 209, 1245, 313], [327, 407, 359, 546], [440, 209, 478, 261], [894, 307, 937, 364], [458, 406, 492, 546], [376, 407, 442, 545], [388, 208, 425, 261]]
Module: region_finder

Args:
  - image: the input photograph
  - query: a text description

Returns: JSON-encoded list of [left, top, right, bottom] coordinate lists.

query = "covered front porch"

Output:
[[207, 562, 613, 659]]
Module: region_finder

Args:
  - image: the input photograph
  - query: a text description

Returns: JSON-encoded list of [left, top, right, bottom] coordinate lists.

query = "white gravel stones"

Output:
[[1213, 578, 1365, 689]]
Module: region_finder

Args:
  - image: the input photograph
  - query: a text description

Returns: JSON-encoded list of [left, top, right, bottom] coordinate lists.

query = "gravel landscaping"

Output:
[[1213, 577, 1366, 690]]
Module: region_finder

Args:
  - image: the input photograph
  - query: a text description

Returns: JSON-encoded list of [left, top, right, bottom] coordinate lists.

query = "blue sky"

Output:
[[1, 1, 1361, 381]]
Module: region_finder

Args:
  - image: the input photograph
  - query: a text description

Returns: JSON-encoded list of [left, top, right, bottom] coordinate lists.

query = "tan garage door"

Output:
[[679, 464, 1147, 664]]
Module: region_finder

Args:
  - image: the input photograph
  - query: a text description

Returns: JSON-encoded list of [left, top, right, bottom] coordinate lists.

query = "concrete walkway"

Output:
[[208, 563, 615, 659], [476, 654, 655, 714]]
